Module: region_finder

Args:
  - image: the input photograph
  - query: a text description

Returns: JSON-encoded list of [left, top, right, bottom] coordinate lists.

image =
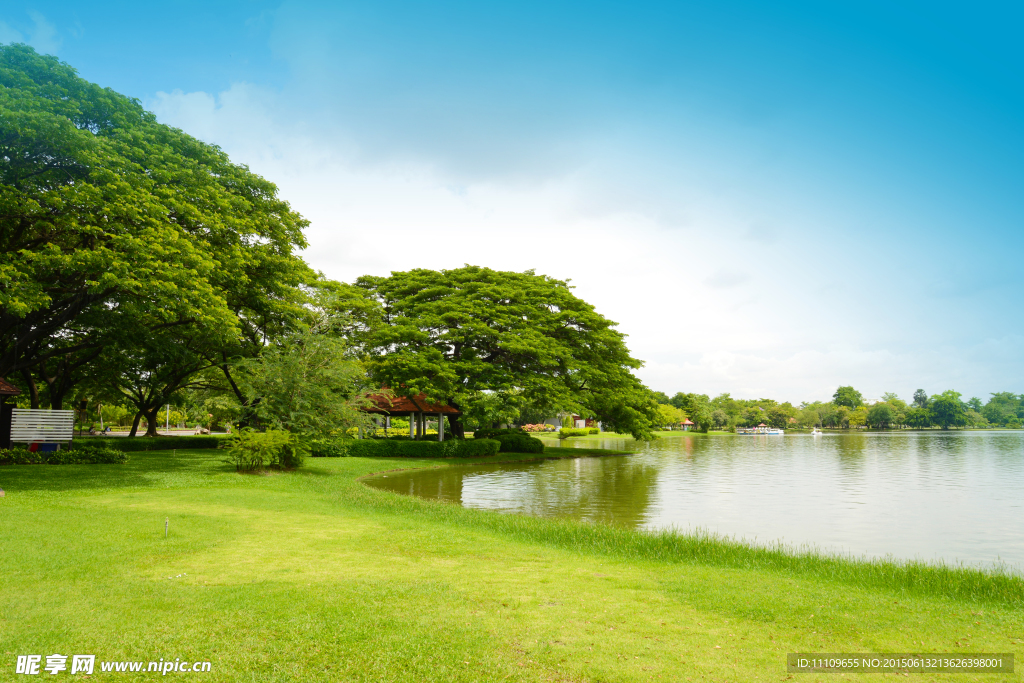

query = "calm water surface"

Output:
[[365, 431, 1024, 571]]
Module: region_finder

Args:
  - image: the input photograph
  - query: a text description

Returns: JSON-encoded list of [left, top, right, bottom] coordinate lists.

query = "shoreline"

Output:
[[356, 448, 1024, 602]]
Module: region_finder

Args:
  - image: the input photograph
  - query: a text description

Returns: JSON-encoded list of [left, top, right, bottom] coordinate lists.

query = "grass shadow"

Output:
[[0, 449, 231, 493]]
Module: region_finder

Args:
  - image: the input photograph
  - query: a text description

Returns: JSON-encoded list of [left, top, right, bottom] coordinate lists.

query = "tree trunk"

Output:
[[129, 411, 142, 437], [447, 401, 466, 438], [20, 368, 40, 409], [143, 407, 160, 436]]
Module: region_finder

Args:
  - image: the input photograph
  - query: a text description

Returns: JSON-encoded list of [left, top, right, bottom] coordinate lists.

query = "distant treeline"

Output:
[[652, 387, 1023, 432]]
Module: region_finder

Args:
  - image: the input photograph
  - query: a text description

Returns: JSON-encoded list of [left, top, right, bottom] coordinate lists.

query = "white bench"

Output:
[[10, 409, 75, 443]]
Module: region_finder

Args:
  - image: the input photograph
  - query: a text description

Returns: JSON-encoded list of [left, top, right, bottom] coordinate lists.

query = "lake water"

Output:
[[364, 431, 1024, 571]]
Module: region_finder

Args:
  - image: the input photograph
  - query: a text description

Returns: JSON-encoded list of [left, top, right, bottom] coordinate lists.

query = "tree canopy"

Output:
[[832, 386, 863, 408], [930, 390, 967, 430], [351, 265, 659, 439], [1, 43, 316, 422]]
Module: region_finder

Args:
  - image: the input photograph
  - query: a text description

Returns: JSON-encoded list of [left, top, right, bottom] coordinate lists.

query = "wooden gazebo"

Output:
[[363, 391, 461, 440]]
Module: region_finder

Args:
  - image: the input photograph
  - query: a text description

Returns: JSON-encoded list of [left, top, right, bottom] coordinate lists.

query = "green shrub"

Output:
[[588, 427, 600, 435], [308, 437, 352, 458], [558, 427, 590, 439], [0, 446, 128, 465], [492, 433, 545, 453], [311, 438, 500, 459], [447, 439, 501, 458], [72, 436, 222, 451], [221, 430, 305, 471], [275, 437, 310, 469], [472, 428, 524, 439]]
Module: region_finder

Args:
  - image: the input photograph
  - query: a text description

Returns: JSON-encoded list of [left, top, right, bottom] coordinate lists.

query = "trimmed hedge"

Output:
[[0, 447, 129, 465], [71, 436, 222, 451], [472, 428, 524, 439], [558, 428, 592, 438], [311, 438, 501, 459], [308, 437, 353, 458], [492, 433, 545, 453]]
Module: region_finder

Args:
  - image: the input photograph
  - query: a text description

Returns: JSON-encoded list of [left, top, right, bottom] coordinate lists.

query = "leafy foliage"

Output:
[[930, 390, 967, 429], [221, 429, 308, 471], [866, 403, 895, 429], [491, 433, 545, 453], [351, 266, 658, 439], [0, 44, 314, 423], [235, 313, 369, 436], [655, 404, 684, 428], [832, 386, 864, 408]]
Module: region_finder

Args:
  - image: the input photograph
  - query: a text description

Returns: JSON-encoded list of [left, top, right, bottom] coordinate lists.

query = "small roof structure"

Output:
[[0, 377, 21, 397], [363, 391, 461, 416], [681, 418, 694, 425], [757, 422, 766, 427]]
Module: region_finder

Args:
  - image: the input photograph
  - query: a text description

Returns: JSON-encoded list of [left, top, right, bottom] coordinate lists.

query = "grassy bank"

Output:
[[1, 448, 1021, 682]]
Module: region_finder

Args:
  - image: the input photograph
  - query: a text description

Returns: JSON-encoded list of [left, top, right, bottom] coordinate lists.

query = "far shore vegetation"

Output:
[[649, 386, 1022, 434]]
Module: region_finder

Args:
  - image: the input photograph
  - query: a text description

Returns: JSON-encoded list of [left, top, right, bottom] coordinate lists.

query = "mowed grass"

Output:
[[1, 449, 1022, 682]]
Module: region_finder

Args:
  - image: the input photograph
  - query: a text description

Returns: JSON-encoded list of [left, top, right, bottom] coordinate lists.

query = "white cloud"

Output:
[[147, 85, 1023, 401]]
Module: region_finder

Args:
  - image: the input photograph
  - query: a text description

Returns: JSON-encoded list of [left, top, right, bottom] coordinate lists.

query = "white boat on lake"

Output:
[[735, 424, 784, 435]]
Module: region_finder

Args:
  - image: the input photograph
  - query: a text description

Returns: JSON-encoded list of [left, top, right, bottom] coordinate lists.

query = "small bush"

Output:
[[558, 427, 591, 439], [310, 438, 500, 459], [492, 433, 545, 453], [276, 437, 310, 469], [588, 428, 600, 435], [221, 430, 305, 471], [0, 446, 129, 465], [72, 436, 222, 451]]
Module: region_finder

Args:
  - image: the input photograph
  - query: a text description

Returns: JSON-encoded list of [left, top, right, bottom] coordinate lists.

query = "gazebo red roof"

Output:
[[681, 418, 694, 425], [0, 377, 21, 396], [757, 423, 766, 427], [364, 391, 461, 415]]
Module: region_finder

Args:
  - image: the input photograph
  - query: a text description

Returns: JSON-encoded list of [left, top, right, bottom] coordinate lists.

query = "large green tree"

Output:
[[930, 390, 967, 430], [0, 44, 311, 400], [866, 402, 895, 429], [832, 386, 863, 408], [904, 407, 932, 429], [982, 392, 1022, 426], [351, 266, 659, 439]]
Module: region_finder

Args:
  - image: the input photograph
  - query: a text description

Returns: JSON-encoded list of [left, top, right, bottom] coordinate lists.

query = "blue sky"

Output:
[[3, 1, 1022, 403]]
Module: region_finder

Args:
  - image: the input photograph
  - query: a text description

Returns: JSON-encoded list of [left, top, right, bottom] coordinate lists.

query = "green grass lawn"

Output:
[[1, 449, 1021, 682]]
